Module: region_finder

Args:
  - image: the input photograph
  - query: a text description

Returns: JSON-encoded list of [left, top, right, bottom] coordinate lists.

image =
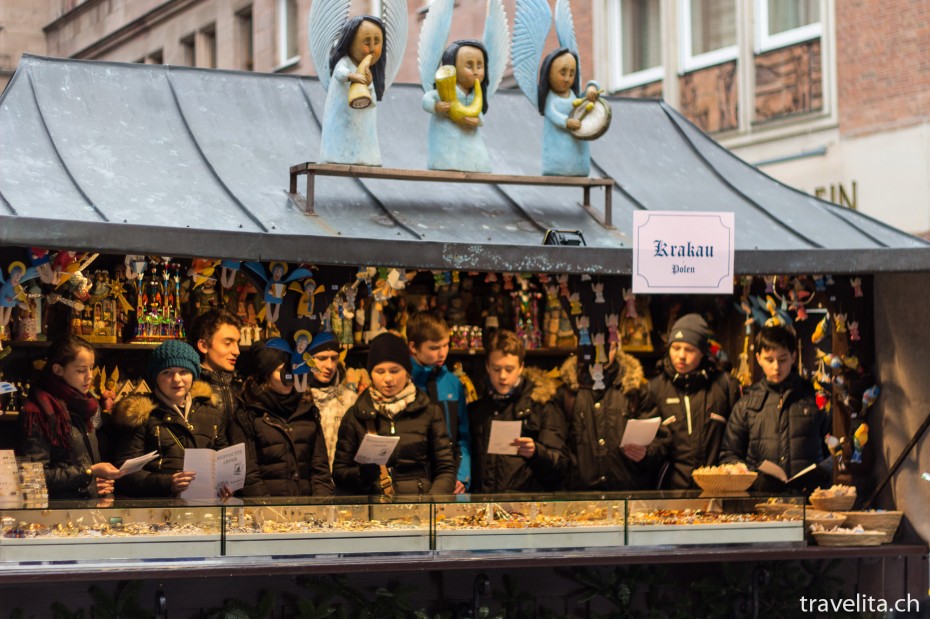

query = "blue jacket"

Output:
[[411, 358, 471, 487]]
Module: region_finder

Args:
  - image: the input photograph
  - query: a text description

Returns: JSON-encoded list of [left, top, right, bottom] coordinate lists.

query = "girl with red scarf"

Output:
[[18, 336, 122, 499]]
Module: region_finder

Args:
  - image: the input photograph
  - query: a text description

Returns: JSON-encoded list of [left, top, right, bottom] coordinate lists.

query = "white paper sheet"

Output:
[[354, 434, 400, 465], [620, 417, 661, 447], [180, 444, 246, 500], [487, 420, 522, 455], [118, 450, 159, 475]]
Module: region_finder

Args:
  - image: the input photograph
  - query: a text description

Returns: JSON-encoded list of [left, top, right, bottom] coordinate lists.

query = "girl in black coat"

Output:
[[19, 336, 122, 500], [230, 339, 334, 497], [333, 333, 456, 496]]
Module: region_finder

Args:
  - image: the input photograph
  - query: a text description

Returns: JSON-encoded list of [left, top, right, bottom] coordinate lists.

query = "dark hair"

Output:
[[485, 329, 526, 365], [46, 335, 94, 371], [406, 311, 450, 347], [755, 324, 798, 355], [329, 16, 387, 101], [537, 47, 580, 115], [440, 40, 490, 114], [188, 309, 243, 357]]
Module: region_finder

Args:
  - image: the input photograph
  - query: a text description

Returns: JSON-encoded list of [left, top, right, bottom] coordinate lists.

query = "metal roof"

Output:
[[1, 54, 927, 274]]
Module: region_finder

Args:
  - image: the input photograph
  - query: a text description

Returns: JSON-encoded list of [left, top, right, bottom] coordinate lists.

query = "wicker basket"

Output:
[[809, 494, 856, 512], [840, 511, 903, 543], [812, 530, 885, 547], [692, 472, 758, 492], [755, 502, 799, 516], [801, 509, 847, 528]]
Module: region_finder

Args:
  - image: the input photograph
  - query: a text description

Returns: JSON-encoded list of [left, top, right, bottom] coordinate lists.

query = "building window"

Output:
[[277, 0, 300, 67], [148, 49, 164, 65], [201, 24, 217, 69], [181, 33, 196, 67], [680, 0, 737, 72], [608, 0, 663, 90], [236, 6, 254, 71], [755, 0, 821, 52]]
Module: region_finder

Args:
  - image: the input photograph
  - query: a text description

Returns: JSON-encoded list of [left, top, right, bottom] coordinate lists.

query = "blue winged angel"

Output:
[[308, 0, 408, 166], [513, 0, 610, 176], [418, 0, 510, 172]]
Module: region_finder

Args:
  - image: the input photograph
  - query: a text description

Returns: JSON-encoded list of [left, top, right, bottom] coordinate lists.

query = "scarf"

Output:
[[663, 356, 711, 392], [368, 381, 417, 419], [22, 372, 99, 449], [246, 380, 305, 420], [488, 377, 523, 402]]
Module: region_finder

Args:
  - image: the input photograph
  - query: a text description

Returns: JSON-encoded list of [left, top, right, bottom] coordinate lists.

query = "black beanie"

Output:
[[252, 339, 292, 383], [367, 333, 412, 374], [668, 314, 710, 352]]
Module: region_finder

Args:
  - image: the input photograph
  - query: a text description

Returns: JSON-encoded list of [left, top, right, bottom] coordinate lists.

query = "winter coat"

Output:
[[468, 368, 568, 493], [309, 364, 359, 470], [649, 357, 741, 489], [720, 372, 832, 493], [230, 384, 335, 497], [112, 381, 229, 497], [333, 387, 456, 496], [411, 358, 472, 488], [199, 367, 243, 445], [559, 354, 665, 491], [18, 377, 102, 500]]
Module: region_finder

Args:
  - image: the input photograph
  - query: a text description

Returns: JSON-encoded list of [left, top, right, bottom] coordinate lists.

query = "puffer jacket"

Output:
[[649, 357, 741, 489], [559, 354, 665, 491], [112, 381, 229, 497], [200, 367, 243, 444], [469, 367, 567, 493], [720, 372, 832, 492], [19, 382, 102, 500], [231, 385, 334, 497], [333, 387, 456, 496]]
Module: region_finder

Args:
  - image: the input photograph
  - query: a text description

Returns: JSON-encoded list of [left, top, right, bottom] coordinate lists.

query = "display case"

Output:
[[0, 500, 223, 562], [223, 497, 430, 557], [0, 492, 808, 564]]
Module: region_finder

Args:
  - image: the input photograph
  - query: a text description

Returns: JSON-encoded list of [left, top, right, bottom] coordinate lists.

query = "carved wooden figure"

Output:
[[418, 0, 510, 172], [309, 0, 408, 166]]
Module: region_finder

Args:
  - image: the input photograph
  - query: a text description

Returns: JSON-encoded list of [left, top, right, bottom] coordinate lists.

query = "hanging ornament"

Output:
[[590, 363, 606, 390], [811, 313, 829, 344], [622, 289, 638, 319], [593, 332, 607, 363], [592, 282, 605, 303], [568, 293, 582, 316], [557, 274, 570, 298], [606, 313, 620, 345], [848, 320, 861, 341], [577, 316, 591, 346], [850, 277, 863, 298]]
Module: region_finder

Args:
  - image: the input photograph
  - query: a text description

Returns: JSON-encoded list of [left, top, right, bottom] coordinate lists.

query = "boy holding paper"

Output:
[[333, 333, 456, 496], [113, 340, 231, 498], [649, 314, 741, 489], [468, 330, 567, 493], [720, 325, 832, 493], [559, 342, 666, 491]]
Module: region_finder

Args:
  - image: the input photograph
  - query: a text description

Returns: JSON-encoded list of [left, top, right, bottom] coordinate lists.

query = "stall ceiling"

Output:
[[1, 54, 927, 274]]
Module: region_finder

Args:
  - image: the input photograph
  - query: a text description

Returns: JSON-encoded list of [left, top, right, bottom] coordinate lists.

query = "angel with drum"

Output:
[[418, 0, 510, 172], [513, 0, 611, 176], [308, 0, 407, 166]]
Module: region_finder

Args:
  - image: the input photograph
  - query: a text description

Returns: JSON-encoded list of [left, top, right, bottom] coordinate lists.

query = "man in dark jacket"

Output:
[[560, 345, 665, 491], [720, 324, 832, 493], [650, 314, 741, 489], [188, 309, 243, 436], [469, 330, 567, 493]]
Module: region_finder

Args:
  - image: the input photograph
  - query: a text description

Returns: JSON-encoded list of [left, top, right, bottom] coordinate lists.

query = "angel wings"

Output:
[[308, 0, 408, 166]]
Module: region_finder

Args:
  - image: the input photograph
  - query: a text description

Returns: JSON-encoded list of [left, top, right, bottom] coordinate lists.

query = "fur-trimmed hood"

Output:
[[558, 353, 646, 395], [522, 367, 560, 404], [112, 380, 220, 428]]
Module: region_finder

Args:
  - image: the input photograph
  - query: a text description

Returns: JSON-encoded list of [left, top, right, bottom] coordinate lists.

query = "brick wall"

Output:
[[837, 0, 930, 137]]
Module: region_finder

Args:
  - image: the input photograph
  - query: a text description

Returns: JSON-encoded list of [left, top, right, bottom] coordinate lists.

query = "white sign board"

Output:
[[632, 211, 734, 294]]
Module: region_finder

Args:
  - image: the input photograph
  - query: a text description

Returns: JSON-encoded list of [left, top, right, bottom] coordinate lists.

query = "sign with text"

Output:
[[633, 211, 734, 294]]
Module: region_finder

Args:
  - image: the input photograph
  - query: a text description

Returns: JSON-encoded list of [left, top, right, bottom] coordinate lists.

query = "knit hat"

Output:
[[252, 338, 292, 383], [668, 314, 710, 352], [147, 339, 202, 387], [367, 333, 413, 374], [309, 331, 340, 356]]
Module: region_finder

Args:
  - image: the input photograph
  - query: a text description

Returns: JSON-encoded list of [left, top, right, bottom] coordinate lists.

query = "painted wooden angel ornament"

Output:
[[513, 0, 610, 176], [242, 262, 314, 325], [0, 261, 38, 337], [418, 0, 510, 172], [309, 0, 407, 166]]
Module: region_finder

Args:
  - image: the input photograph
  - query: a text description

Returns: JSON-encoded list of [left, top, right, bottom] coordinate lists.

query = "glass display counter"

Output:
[[0, 492, 807, 564]]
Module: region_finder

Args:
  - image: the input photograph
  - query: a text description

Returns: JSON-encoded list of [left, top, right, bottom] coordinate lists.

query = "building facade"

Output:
[[3, 0, 928, 235]]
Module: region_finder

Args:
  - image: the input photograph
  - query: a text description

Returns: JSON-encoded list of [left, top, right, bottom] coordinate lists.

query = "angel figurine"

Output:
[[308, 0, 407, 166], [0, 261, 38, 335], [242, 262, 314, 325], [418, 0, 510, 172], [512, 0, 606, 176]]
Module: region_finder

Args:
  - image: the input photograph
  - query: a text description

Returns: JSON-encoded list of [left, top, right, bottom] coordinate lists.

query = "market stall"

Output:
[[0, 55, 927, 614]]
